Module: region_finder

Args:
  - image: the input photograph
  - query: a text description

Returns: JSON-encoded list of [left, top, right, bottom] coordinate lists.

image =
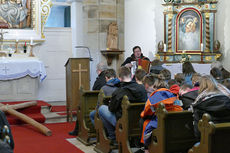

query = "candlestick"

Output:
[[201, 43, 204, 52], [15, 40, 19, 53], [29, 44, 35, 57], [30, 37, 33, 45], [163, 44, 167, 52]]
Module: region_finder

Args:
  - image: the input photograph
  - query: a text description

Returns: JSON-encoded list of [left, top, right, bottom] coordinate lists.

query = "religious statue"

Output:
[[106, 22, 118, 50], [0, 0, 31, 28], [158, 41, 164, 52]]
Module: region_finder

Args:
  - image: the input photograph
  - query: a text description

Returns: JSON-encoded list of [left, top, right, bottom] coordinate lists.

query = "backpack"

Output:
[[0, 111, 14, 149]]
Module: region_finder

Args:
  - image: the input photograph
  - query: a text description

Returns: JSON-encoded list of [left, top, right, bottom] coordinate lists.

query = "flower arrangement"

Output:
[[181, 51, 191, 63]]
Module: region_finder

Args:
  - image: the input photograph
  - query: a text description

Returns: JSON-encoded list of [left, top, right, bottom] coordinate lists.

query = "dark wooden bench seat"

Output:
[[77, 87, 100, 145], [148, 103, 197, 153], [94, 90, 115, 153], [188, 113, 230, 153], [116, 95, 145, 153]]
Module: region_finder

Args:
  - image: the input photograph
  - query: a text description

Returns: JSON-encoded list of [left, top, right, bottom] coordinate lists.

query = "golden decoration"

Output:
[[168, 6, 172, 11], [41, 0, 53, 38], [166, 56, 170, 61], [212, 4, 216, 9], [215, 54, 221, 60], [155, 54, 160, 60], [205, 4, 209, 9], [205, 56, 212, 61], [205, 13, 210, 18], [168, 14, 173, 19]]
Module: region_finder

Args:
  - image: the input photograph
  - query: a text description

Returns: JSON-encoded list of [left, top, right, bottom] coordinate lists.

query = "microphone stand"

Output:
[[75, 46, 93, 61]]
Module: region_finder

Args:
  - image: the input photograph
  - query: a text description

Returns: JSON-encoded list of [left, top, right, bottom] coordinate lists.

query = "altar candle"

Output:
[[201, 43, 204, 52], [164, 44, 167, 52], [30, 38, 33, 45]]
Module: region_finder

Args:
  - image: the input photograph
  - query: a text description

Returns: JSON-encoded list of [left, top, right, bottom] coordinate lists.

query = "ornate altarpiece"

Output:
[[156, 0, 221, 63], [0, 0, 52, 41]]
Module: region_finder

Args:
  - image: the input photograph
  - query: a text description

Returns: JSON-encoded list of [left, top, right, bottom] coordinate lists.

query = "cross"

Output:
[[2, 66, 9, 74], [72, 64, 88, 89]]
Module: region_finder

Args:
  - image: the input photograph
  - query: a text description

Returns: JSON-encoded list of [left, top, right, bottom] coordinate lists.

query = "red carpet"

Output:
[[50, 105, 66, 112], [11, 122, 83, 153], [1, 101, 51, 125]]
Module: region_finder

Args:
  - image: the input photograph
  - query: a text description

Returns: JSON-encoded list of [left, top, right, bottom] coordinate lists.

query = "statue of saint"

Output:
[[106, 22, 118, 50]]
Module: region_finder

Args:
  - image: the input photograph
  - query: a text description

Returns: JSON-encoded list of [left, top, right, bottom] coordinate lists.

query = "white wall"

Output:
[[125, 0, 164, 61], [216, 0, 230, 71], [37, 28, 72, 102]]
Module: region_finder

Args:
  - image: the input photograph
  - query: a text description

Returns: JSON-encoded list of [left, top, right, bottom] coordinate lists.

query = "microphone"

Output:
[[75, 46, 93, 61]]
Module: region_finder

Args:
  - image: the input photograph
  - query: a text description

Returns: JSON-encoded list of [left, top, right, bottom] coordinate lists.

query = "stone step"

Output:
[[41, 105, 77, 123]]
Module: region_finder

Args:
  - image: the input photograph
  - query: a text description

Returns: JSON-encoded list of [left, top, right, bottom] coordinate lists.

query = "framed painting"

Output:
[[176, 8, 202, 53]]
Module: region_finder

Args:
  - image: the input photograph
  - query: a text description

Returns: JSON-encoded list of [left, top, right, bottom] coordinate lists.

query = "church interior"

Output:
[[0, 0, 230, 153]]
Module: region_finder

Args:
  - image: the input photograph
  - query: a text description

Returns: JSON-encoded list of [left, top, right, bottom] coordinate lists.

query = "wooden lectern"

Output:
[[65, 58, 90, 122]]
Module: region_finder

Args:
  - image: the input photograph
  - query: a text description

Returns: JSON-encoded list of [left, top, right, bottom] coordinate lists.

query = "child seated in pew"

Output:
[[98, 66, 147, 141], [168, 79, 184, 107], [183, 61, 196, 86], [159, 68, 171, 83], [191, 73, 201, 89], [174, 73, 185, 86], [191, 75, 230, 140], [140, 76, 183, 152], [89, 69, 120, 126], [143, 74, 157, 97], [179, 84, 198, 110], [135, 69, 147, 84], [68, 69, 119, 136]]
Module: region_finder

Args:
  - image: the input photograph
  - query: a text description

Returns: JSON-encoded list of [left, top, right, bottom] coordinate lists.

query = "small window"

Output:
[[45, 1, 71, 28]]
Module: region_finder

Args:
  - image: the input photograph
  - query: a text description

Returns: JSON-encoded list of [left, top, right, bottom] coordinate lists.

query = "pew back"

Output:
[[189, 113, 230, 153], [116, 96, 145, 153], [77, 87, 100, 145], [94, 90, 115, 153], [149, 103, 196, 153], [211, 123, 230, 153]]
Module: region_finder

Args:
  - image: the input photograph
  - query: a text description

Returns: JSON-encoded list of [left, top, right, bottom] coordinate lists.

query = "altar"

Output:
[[0, 57, 46, 102], [163, 63, 211, 77]]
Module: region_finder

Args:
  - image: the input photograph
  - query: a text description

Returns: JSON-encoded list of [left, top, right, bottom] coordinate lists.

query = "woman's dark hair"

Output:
[[132, 46, 141, 52], [160, 69, 171, 81], [182, 61, 196, 75], [105, 69, 116, 79], [222, 68, 230, 79], [210, 67, 222, 80]]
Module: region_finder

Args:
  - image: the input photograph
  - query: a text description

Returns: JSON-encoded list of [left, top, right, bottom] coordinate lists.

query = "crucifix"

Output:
[[72, 64, 88, 89]]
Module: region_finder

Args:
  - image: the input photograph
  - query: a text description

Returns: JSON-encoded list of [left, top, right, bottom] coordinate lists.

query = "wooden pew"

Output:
[[116, 95, 145, 153], [94, 90, 116, 153], [148, 103, 197, 153], [188, 113, 230, 153], [77, 87, 100, 145]]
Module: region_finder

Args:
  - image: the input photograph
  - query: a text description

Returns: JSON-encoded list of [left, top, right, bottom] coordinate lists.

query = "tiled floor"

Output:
[[67, 138, 96, 153]]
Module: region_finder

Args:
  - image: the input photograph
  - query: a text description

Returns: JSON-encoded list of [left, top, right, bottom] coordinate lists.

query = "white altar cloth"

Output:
[[0, 58, 46, 82], [162, 63, 211, 76]]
